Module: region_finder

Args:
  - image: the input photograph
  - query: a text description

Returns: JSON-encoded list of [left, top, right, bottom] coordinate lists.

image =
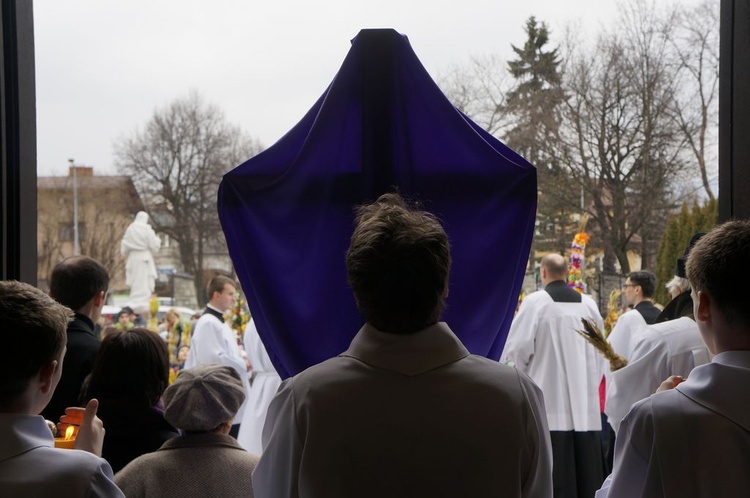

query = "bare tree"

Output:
[[557, 0, 687, 273], [115, 92, 262, 301], [668, 0, 719, 201], [439, 55, 511, 136], [79, 210, 128, 284], [37, 211, 66, 288]]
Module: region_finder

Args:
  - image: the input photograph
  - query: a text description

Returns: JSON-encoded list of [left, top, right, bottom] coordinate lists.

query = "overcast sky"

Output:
[[34, 0, 694, 176]]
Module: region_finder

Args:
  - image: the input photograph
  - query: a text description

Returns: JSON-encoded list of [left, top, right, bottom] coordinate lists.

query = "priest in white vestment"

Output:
[[502, 253, 606, 498]]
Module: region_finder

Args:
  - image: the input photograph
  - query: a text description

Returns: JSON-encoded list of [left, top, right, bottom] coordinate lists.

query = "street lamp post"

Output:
[[69, 158, 80, 255]]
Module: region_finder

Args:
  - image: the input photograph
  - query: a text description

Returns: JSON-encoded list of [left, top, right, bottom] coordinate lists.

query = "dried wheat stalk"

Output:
[[575, 318, 628, 371]]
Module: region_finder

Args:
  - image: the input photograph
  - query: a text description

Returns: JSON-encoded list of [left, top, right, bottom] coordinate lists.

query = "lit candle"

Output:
[[53, 425, 76, 449]]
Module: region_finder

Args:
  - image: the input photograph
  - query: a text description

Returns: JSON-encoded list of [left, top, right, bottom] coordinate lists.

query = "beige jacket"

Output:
[[253, 322, 553, 498], [115, 433, 259, 498]]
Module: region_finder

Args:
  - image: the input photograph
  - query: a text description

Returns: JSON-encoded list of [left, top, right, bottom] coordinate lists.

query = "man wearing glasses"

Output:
[[609, 271, 660, 360]]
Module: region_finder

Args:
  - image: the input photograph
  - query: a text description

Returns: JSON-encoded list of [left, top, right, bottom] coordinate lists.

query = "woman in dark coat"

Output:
[[81, 327, 178, 472]]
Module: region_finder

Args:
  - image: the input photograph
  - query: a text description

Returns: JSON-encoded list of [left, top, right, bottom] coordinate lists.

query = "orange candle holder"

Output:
[[54, 425, 77, 449]]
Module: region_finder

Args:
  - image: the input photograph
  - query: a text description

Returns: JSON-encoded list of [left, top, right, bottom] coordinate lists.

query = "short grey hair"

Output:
[[665, 276, 690, 295]]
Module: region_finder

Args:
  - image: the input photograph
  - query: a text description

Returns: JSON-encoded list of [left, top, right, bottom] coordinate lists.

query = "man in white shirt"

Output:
[[502, 253, 606, 498], [608, 271, 660, 360], [599, 220, 750, 498], [185, 275, 250, 437], [0, 280, 123, 497], [253, 193, 553, 498]]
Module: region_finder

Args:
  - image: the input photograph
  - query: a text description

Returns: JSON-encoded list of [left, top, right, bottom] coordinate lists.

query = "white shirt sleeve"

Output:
[[252, 379, 302, 498], [501, 295, 541, 372]]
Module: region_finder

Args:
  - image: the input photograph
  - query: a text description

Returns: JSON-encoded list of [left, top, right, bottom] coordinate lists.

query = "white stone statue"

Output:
[[120, 211, 161, 309]]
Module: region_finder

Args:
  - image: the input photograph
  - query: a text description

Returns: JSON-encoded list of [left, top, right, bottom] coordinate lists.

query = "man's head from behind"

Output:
[[0, 281, 73, 413], [687, 220, 750, 342], [49, 256, 109, 317], [346, 193, 451, 334], [540, 254, 567, 286]]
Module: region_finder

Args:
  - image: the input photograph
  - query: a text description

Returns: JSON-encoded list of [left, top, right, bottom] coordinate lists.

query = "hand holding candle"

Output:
[[58, 398, 105, 456], [53, 424, 77, 449]]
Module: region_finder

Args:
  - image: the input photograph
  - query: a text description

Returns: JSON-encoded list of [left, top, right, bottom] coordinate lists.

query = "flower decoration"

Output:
[[568, 231, 588, 293], [226, 293, 250, 344], [147, 294, 159, 332], [603, 289, 622, 337]]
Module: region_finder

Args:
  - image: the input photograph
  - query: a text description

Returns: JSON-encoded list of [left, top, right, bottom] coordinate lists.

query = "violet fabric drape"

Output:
[[218, 29, 536, 379]]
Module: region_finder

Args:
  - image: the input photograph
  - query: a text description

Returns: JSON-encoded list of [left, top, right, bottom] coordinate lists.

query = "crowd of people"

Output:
[[1, 193, 749, 497]]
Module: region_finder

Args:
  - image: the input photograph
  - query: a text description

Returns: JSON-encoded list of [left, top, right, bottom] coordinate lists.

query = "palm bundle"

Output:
[[575, 318, 628, 371]]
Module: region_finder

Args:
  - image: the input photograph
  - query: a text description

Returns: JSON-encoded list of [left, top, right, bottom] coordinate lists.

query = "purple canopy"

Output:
[[218, 29, 536, 379]]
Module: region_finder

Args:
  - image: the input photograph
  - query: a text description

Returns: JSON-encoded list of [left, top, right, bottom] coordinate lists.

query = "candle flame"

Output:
[[64, 425, 75, 441]]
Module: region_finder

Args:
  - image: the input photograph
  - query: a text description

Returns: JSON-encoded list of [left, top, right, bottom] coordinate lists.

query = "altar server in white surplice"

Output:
[[607, 271, 660, 361], [598, 220, 750, 498], [502, 253, 606, 498], [604, 315, 710, 435], [185, 276, 250, 437], [237, 319, 281, 455]]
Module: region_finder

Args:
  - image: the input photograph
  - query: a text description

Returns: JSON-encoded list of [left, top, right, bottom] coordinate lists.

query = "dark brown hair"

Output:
[[50, 256, 109, 311], [627, 271, 656, 298], [83, 328, 169, 407], [346, 193, 451, 334]]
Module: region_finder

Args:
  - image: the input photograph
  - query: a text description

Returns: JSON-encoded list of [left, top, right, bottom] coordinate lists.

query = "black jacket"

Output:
[[95, 397, 178, 473], [654, 290, 694, 323], [41, 313, 100, 421], [635, 300, 661, 325]]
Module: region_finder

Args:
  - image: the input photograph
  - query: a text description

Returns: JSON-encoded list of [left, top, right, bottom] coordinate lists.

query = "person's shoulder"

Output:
[[37, 446, 114, 475], [115, 450, 159, 477], [194, 312, 221, 329], [626, 389, 684, 429], [647, 317, 702, 349], [580, 293, 599, 307], [452, 354, 532, 388], [65, 325, 100, 352], [229, 446, 261, 467], [292, 355, 350, 383], [524, 290, 549, 302], [618, 308, 647, 326], [518, 290, 551, 309], [7, 446, 120, 498], [649, 316, 695, 332], [460, 356, 546, 406]]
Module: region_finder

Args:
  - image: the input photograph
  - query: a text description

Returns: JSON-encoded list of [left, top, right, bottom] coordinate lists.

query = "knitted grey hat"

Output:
[[164, 364, 246, 432]]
